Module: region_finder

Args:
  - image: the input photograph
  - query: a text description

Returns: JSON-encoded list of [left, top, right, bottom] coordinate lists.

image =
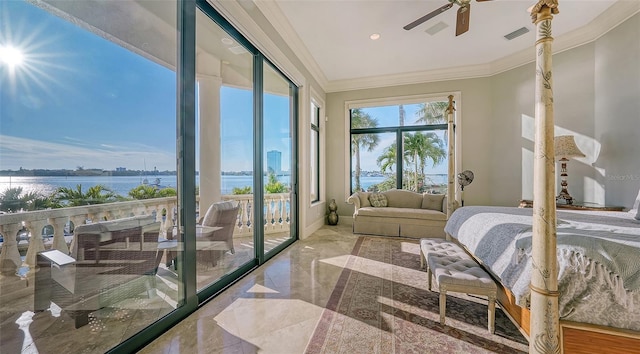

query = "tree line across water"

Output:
[[0, 172, 288, 213]]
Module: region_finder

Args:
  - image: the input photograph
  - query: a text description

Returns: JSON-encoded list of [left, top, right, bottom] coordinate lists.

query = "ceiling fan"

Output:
[[403, 0, 492, 36]]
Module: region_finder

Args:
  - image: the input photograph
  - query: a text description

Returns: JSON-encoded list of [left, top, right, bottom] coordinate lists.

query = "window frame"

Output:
[[310, 100, 320, 203], [344, 92, 462, 200]]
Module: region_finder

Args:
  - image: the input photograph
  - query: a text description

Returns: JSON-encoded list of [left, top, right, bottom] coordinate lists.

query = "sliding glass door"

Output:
[[262, 63, 297, 255], [194, 8, 256, 293]]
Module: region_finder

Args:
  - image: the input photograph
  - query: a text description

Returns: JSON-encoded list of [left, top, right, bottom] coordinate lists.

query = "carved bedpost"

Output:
[[446, 95, 456, 218], [530, 1, 560, 353]]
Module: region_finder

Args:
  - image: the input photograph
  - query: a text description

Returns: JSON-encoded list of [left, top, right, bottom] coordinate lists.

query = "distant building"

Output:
[[267, 150, 282, 175], [116, 167, 127, 172]]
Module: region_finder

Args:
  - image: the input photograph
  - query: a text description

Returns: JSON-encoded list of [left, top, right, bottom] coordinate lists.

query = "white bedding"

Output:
[[444, 206, 640, 331]]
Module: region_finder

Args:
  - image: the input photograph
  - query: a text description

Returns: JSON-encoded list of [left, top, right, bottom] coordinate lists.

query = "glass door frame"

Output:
[[110, 1, 298, 352]]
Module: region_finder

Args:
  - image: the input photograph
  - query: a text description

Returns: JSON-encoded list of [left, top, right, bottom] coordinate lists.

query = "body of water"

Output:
[[0, 175, 291, 197], [0, 173, 446, 198]]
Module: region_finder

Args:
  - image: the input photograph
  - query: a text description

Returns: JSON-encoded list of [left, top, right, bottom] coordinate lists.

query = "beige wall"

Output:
[[326, 13, 639, 217], [594, 13, 640, 208]]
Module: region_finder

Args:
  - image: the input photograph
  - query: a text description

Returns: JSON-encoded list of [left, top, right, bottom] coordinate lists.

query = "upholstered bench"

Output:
[[419, 238, 471, 269], [427, 254, 497, 333]]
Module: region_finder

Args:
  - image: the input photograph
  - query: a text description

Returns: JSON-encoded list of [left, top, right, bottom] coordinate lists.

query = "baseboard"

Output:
[[302, 218, 325, 239]]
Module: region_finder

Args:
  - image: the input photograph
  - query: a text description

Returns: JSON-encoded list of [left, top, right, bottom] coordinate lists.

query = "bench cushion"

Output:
[[420, 238, 470, 259], [428, 255, 496, 290]]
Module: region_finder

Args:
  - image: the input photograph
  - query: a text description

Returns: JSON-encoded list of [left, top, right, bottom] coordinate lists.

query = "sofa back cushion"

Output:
[[369, 192, 388, 207], [422, 194, 445, 211], [383, 189, 423, 209], [358, 191, 372, 208]]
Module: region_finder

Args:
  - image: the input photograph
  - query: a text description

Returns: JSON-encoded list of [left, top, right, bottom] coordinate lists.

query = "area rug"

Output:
[[305, 236, 528, 354]]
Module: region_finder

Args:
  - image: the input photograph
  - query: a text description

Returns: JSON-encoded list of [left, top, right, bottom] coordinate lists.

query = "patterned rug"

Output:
[[305, 236, 529, 354]]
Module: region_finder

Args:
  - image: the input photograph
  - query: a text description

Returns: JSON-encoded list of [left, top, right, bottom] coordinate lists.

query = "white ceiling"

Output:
[[254, 0, 637, 91]]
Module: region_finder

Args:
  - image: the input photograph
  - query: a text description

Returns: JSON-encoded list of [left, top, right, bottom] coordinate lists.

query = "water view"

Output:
[[0, 175, 292, 197]]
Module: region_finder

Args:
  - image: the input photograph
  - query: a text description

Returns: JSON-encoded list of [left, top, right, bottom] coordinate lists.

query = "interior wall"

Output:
[[326, 78, 493, 217], [594, 12, 640, 208], [489, 42, 597, 206]]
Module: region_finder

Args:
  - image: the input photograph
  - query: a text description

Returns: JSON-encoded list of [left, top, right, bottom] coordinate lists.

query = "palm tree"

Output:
[[0, 187, 53, 212], [128, 185, 160, 199], [415, 101, 449, 125], [53, 184, 117, 206], [376, 144, 398, 174], [403, 132, 447, 191], [351, 108, 380, 191]]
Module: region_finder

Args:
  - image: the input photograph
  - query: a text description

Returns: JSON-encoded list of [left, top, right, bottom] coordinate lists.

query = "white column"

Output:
[[446, 95, 456, 218], [529, 2, 560, 353], [196, 52, 223, 213]]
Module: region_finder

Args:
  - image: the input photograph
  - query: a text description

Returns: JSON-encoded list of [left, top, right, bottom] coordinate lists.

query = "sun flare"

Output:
[[0, 45, 24, 68]]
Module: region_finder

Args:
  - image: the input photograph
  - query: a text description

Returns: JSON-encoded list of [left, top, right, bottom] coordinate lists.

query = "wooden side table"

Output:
[[518, 199, 624, 211]]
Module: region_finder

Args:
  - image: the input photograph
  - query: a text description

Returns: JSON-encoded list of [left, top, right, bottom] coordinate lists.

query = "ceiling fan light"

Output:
[[369, 33, 381, 40]]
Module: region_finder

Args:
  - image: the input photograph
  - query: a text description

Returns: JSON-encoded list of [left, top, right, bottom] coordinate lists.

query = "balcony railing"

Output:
[[0, 193, 291, 275]]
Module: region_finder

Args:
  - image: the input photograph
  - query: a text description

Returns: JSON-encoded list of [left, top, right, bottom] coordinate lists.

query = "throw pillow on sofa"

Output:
[[422, 193, 445, 211], [369, 193, 388, 207]]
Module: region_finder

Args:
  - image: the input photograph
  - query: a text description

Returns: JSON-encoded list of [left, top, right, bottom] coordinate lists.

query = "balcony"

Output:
[[0, 193, 292, 352]]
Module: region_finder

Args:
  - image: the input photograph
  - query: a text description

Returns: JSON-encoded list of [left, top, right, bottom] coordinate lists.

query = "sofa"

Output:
[[347, 189, 456, 238]]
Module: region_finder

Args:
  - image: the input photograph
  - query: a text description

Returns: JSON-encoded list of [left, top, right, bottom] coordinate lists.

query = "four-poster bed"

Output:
[[441, 1, 640, 352]]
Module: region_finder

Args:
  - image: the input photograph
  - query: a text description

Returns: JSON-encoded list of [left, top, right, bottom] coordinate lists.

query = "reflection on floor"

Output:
[[0, 233, 291, 354], [141, 225, 358, 354]]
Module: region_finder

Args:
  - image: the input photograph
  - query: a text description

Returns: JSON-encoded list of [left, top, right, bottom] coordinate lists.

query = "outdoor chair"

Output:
[[197, 200, 239, 267]]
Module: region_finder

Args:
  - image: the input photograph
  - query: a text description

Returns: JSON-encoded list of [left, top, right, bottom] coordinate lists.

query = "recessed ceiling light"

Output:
[[369, 33, 381, 40], [221, 38, 234, 45]]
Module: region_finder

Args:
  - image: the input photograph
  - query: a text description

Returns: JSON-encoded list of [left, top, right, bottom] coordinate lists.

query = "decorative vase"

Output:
[[328, 199, 339, 225]]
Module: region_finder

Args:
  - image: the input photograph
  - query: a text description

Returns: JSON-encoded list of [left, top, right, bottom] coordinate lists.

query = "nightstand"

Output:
[[518, 199, 625, 211]]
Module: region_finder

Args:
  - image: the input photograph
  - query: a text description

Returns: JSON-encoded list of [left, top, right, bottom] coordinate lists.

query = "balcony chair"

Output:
[[197, 200, 239, 267]]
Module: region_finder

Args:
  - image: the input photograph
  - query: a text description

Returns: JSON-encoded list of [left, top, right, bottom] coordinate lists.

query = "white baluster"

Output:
[[49, 216, 70, 254], [0, 222, 22, 275], [24, 219, 48, 268]]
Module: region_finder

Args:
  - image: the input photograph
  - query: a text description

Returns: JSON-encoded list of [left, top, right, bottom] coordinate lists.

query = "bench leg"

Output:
[[419, 249, 425, 269], [439, 290, 447, 325], [427, 266, 432, 291], [488, 294, 496, 334]]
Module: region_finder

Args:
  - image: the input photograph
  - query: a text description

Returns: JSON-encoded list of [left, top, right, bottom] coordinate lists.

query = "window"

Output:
[[310, 101, 320, 202], [349, 96, 455, 195]]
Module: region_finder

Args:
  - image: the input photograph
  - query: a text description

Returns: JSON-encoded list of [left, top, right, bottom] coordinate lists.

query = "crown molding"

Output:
[[217, 0, 639, 93], [327, 1, 640, 92]]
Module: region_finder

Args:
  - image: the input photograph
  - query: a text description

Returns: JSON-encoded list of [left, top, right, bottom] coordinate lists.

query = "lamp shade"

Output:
[[554, 135, 585, 158]]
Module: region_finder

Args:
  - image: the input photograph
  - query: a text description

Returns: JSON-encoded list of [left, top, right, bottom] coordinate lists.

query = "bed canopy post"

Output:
[[446, 95, 456, 218], [529, 1, 560, 353]]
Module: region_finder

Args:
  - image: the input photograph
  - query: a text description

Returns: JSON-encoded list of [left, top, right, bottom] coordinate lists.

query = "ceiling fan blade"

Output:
[[455, 5, 470, 36], [403, 3, 454, 31]]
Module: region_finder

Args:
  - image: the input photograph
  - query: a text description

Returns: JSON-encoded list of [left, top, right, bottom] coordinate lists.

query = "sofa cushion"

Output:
[[422, 194, 445, 211], [358, 191, 372, 208], [369, 192, 388, 207], [383, 189, 423, 209], [358, 207, 447, 221]]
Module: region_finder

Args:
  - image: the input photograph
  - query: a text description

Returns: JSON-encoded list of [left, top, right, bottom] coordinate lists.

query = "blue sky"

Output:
[[0, 1, 291, 172]]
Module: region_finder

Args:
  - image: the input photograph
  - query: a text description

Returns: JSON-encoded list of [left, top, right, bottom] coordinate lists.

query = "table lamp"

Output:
[[554, 135, 585, 205]]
